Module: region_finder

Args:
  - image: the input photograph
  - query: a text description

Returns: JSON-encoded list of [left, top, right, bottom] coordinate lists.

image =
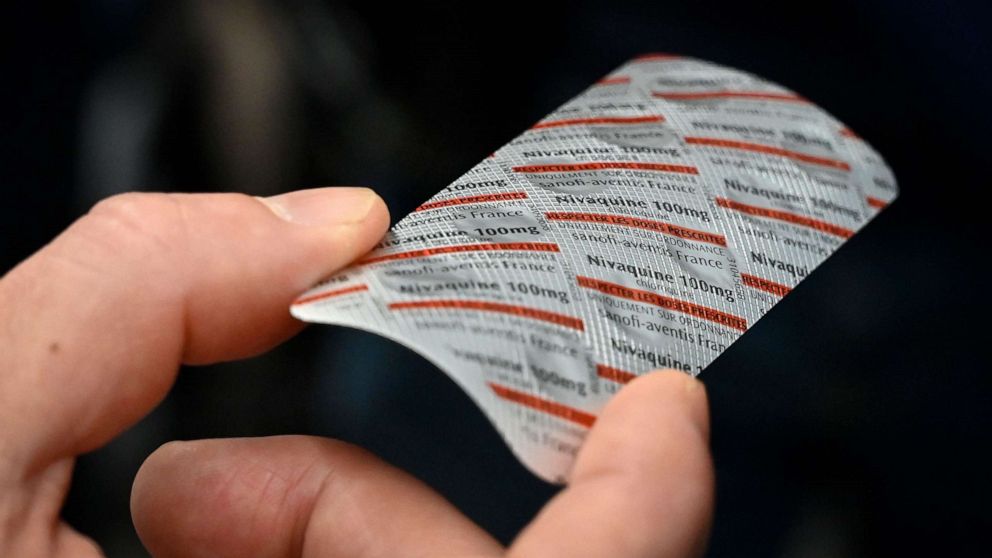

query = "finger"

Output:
[[131, 435, 503, 558], [0, 187, 388, 472], [508, 370, 714, 558]]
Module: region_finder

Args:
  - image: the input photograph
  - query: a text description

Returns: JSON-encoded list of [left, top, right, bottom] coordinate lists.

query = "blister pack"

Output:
[[291, 54, 898, 482]]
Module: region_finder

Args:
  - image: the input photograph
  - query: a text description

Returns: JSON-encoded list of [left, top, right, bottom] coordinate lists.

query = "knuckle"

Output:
[[2, 192, 191, 298], [82, 192, 188, 260], [89, 192, 176, 238]]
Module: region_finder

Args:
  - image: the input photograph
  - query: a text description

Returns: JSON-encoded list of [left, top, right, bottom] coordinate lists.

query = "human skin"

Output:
[[0, 187, 714, 557]]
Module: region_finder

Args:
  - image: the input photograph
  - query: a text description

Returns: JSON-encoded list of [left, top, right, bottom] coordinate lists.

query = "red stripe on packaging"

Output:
[[488, 383, 596, 427], [389, 299, 584, 331]]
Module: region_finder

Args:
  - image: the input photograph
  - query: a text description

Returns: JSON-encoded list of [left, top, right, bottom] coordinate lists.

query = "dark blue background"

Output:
[[3, 1, 989, 556]]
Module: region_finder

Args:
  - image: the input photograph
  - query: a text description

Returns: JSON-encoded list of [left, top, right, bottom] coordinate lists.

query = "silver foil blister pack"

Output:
[[291, 54, 898, 482]]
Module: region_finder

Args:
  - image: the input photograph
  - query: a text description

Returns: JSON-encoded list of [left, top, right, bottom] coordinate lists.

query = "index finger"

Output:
[[0, 188, 388, 473]]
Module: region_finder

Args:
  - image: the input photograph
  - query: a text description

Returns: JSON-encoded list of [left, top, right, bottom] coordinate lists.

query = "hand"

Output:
[[0, 187, 713, 557]]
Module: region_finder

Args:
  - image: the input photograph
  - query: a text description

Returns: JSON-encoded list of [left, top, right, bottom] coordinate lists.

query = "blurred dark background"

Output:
[[3, 1, 990, 556]]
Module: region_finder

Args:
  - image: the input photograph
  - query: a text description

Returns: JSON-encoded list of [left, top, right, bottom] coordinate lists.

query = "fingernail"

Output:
[[259, 187, 380, 227], [647, 368, 705, 396], [684, 374, 704, 394], [648, 368, 702, 390]]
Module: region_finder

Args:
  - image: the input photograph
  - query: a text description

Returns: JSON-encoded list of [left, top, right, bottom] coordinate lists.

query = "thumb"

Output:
[[509, 370, 714, 558]]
